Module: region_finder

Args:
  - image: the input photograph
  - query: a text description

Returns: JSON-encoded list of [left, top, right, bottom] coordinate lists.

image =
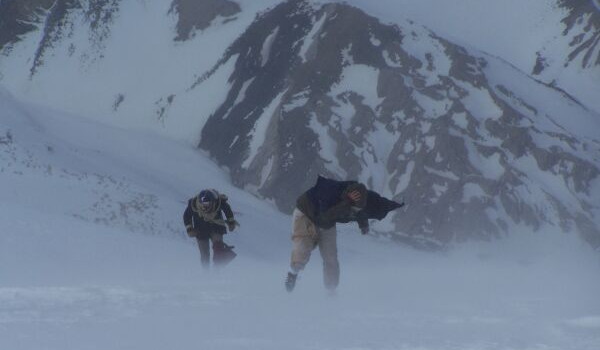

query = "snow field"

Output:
[[1, 88, 600, 349]]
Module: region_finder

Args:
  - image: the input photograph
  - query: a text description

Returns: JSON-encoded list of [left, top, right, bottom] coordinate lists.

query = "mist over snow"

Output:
[[1, 1, 600, 349], [1, 83, 600, 349]]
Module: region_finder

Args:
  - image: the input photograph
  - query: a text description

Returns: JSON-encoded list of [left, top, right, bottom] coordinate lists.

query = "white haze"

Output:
[[1, 84, 600, 350], [1, 1, 599, 349]]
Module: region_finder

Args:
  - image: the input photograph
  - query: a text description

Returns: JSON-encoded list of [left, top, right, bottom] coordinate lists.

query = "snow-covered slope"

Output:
[[192, 1, 600, 247], [0, 84, 290, 247], [338, 0, 600, 114], [533, 0, 600, 112], [1, 0, 599, 247], [2, 87, 600, 350], [0, 0, 280, 143], [2, 3, 600, 348]]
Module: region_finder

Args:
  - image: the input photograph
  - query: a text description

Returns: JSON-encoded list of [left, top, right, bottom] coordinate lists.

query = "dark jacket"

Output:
[[296, 176, 403, 230], [183, 193, 234, 238]]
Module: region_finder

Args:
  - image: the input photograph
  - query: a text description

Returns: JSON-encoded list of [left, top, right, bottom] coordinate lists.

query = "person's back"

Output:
[[296, 176, 368, 229]]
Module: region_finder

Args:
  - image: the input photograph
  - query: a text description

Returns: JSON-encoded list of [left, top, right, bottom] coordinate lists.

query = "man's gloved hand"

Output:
[[227, 219, 240, 232], [360, 226, 369, 235], [347, 190, 362, 204], [186, 228, 197, 237]]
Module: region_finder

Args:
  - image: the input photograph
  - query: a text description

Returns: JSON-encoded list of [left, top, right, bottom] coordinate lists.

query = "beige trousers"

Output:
[[290, 209, 339, 290]]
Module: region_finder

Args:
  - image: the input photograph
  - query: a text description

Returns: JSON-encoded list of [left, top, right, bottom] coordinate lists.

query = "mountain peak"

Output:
[[169, 0, 241, 41], [1, 0, 598, 248], [194, 0, 600, 248]]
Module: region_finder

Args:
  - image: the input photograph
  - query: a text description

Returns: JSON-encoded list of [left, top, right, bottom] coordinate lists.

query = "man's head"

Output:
[[196, 189, 217, 212]]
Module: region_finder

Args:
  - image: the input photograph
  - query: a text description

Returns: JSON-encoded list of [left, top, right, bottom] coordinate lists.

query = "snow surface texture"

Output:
[[2, 89, 600, 349]]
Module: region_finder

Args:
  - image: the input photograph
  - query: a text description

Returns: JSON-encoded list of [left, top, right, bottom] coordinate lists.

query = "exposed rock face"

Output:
[[0, 0, 121, 76], [0, 0, 55, 52], [196, 0, 600, 248], [559, 0, 600, 68], [0, 0, 241, 74], [33, 0, 120, 76], [0, 0, 598, 248], [534, 0, 600, 75], [169, 0, 241, 41], [531, 0, 599, 113]]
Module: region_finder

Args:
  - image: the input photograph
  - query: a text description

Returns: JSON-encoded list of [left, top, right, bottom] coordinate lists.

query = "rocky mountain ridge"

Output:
[[192, 0, 600, 247], [532, 0, 600, 112], [1, 0, 598, 248]]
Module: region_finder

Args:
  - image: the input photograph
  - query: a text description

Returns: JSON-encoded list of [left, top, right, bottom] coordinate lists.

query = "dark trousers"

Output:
[[195, 232, 224, 268]]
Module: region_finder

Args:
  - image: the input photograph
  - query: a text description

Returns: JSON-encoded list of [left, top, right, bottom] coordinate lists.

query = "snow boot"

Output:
[[285, 272, 297, 293]]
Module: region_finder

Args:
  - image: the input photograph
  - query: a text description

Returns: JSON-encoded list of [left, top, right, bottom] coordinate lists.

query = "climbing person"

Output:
[[285, 175, 404, 292], [183, 189, 239, 268]]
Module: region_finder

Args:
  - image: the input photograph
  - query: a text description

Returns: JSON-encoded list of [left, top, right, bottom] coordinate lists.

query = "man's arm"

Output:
[[316, 187, 364, 228], [357, 215, 369, 235], [317, 200, 351, 227], [183, 202, 195, 236], [221, 200, 234, 221], [220, 198, 239, 231]]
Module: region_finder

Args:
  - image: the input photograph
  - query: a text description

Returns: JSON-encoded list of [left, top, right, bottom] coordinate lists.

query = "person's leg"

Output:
[[318, 225, 339, 291], [210, 231, 224, 247], [196, 237, 211, 268], [290, 209, 318, 274], [287, 209, 318, 292]]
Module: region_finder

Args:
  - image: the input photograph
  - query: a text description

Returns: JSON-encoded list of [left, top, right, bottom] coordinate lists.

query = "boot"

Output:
[[285, 272, 297, 293]]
